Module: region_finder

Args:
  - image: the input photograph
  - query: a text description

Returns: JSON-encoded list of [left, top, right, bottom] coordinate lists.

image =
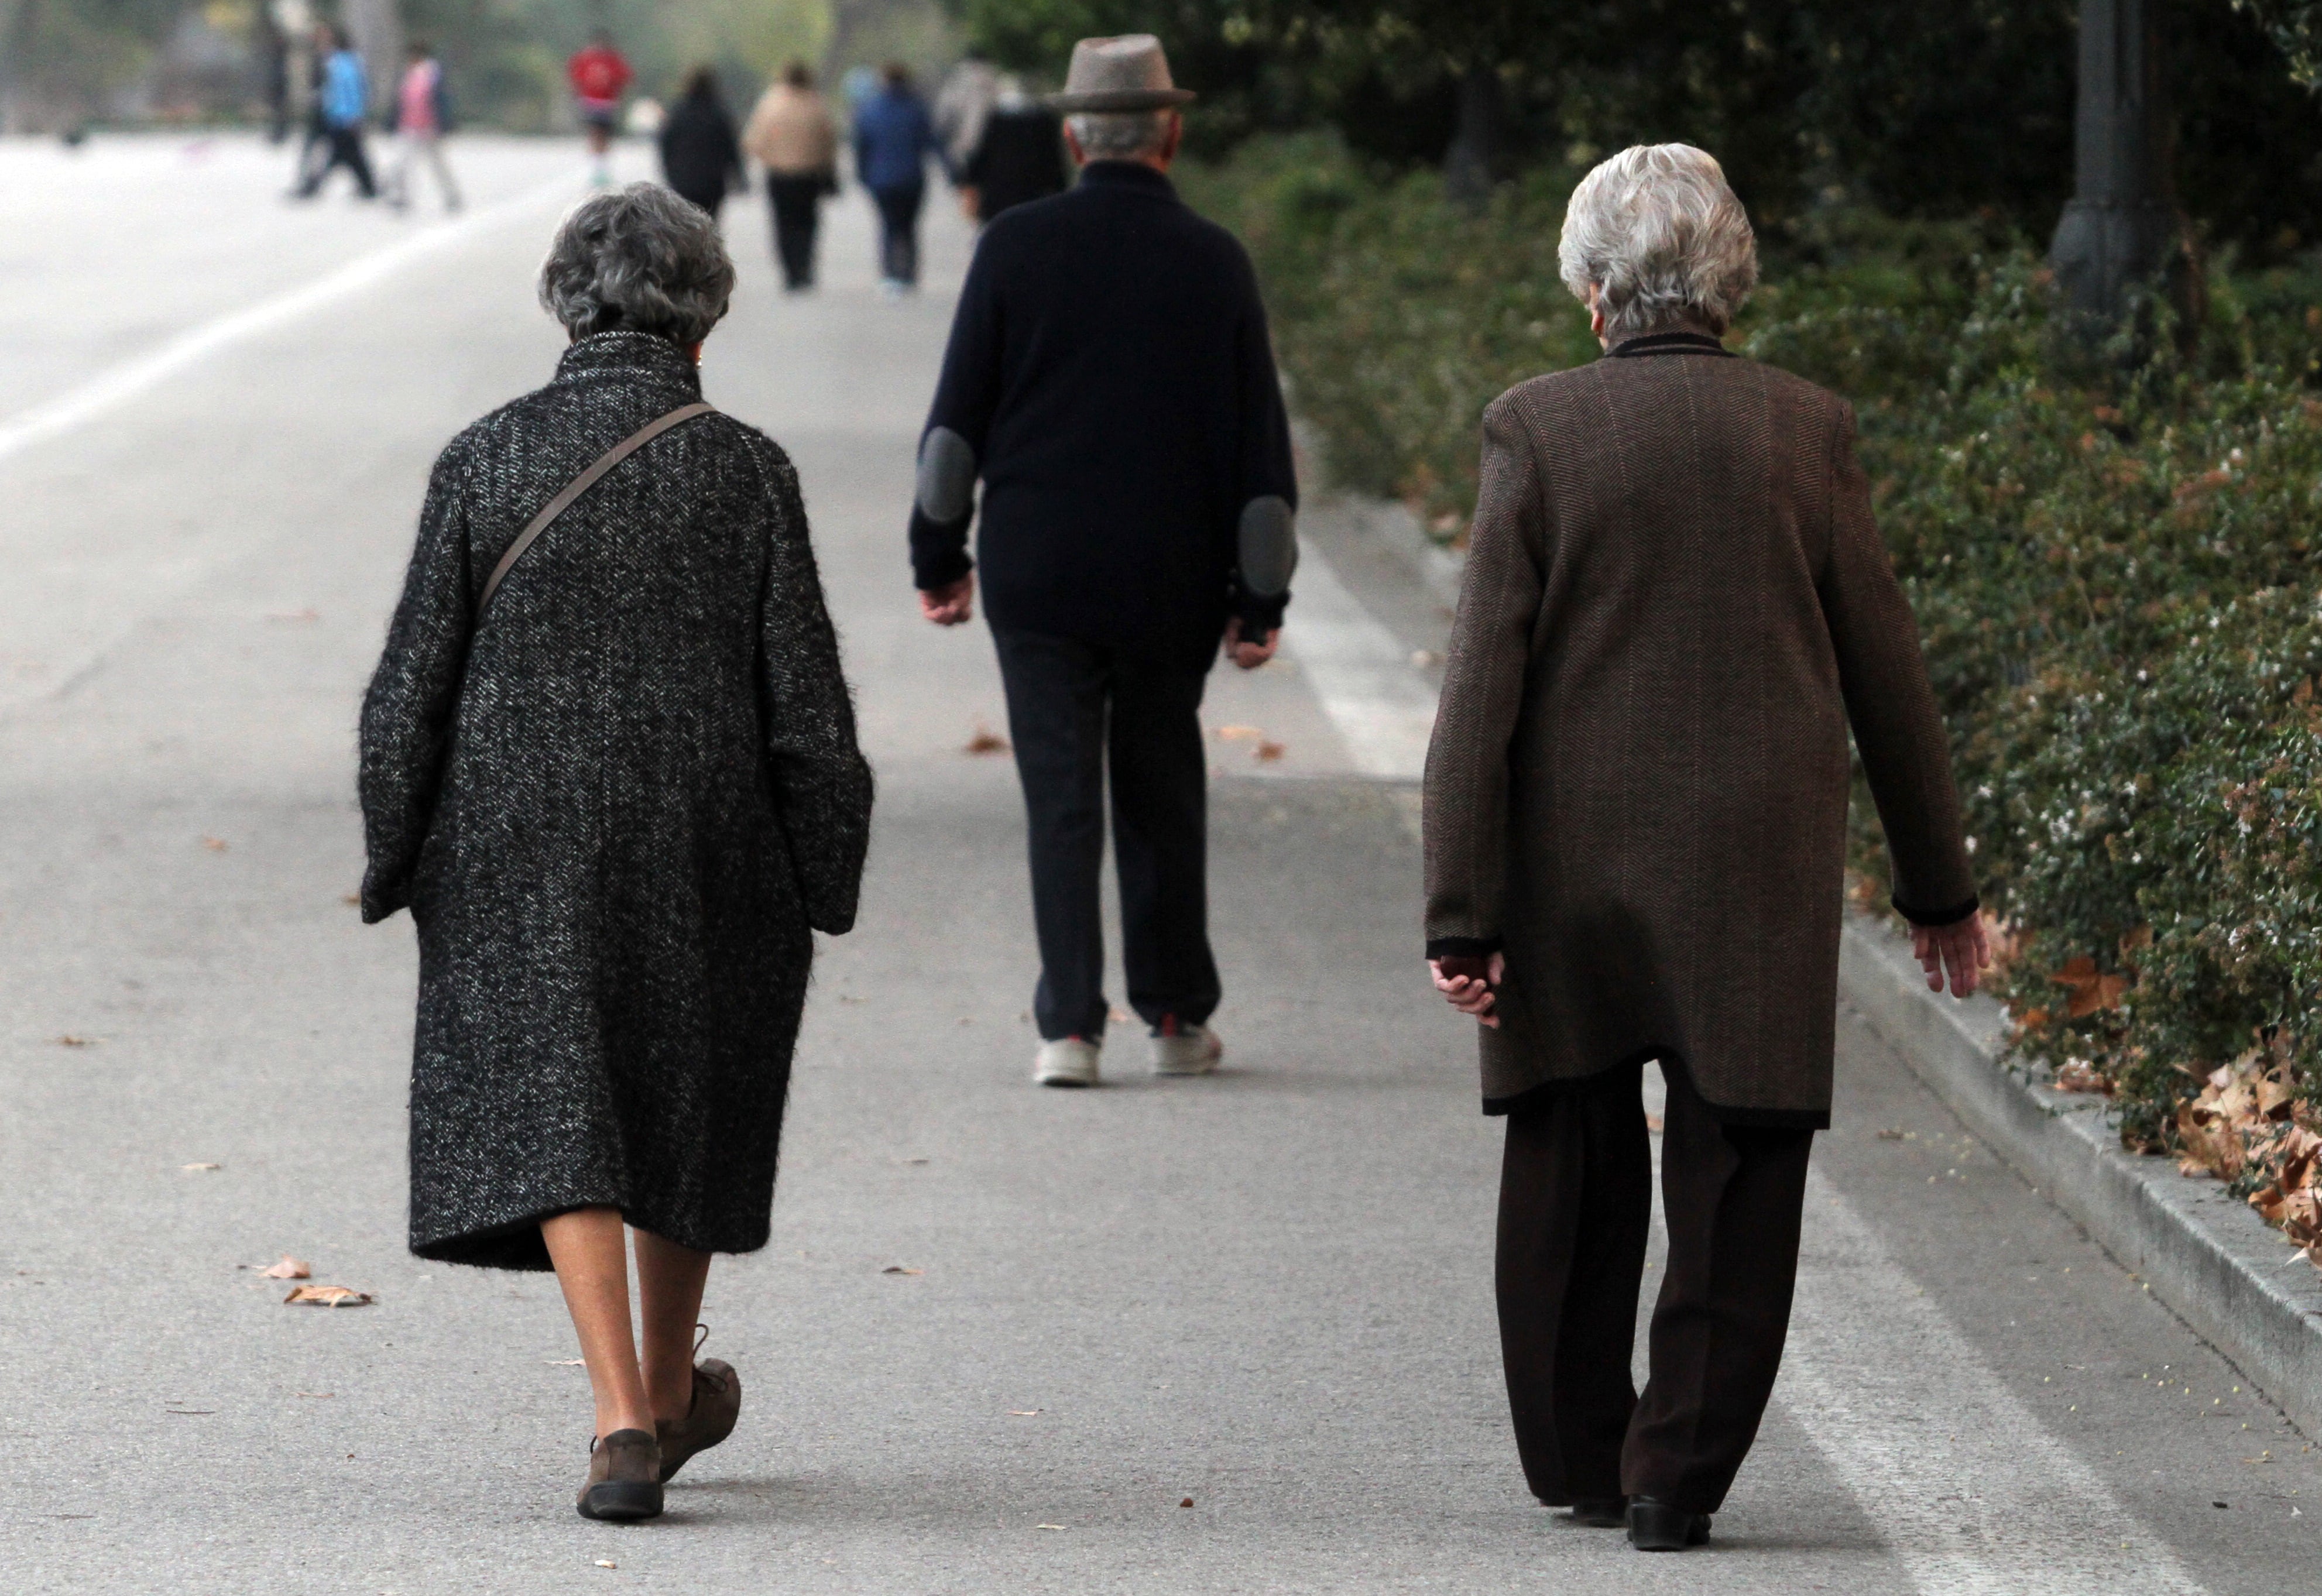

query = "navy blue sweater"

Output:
[[907, 162, 1297, 670]]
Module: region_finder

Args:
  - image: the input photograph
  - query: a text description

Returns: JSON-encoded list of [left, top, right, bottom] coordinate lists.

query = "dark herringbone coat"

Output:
[[359, 332, 873, 1269], [1422, 333, 1975, 1127]]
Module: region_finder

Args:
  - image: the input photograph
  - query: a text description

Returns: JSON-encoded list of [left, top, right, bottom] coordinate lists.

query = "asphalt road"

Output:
[[0, 132, 2316, 1594]]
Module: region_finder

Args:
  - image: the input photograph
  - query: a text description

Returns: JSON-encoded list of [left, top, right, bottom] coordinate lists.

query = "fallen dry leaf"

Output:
[[1180, 1496, 1195, 1508], [1254, 740, 1285, 763], [962, 721, 1010, 756], [1876, 1127, 1906, 1141], [2049, 955, 2129, 1018], [54, 1035, 92, 1048], [2053, 1060, 2113, 1094], [1007, 1409, 1041, 1417], [283, 1285, 373, 1307], [200, 836, 229, 853], [596, 1560, 617, 1569], [881, 1265, 923, 1276], [259, 1255, 311, 1281], [181, 1162, 221, 1173], [1036, 1524, 1066, 1531]]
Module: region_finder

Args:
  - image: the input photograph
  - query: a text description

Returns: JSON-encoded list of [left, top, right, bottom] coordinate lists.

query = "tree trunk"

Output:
[[1443, 61, 1504, 208]]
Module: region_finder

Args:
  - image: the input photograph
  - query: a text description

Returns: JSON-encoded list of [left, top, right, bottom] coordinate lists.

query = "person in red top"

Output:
[[568, 29, 633, 184]]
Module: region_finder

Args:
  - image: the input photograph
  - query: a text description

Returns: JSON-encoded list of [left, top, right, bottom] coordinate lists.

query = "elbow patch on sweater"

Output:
[[1239, 496, 1298, 596], [916, 426, 977, 523]]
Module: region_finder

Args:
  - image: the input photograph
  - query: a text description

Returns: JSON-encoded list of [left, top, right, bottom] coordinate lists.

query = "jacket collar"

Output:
[[554, 330, 705, 394], [1076, 161, 1179, 201], [1609, 330, 1733, 359]]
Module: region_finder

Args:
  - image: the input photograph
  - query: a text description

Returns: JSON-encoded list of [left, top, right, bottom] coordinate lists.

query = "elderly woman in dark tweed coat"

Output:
[[1422, 145, 1988, 1552], [359, 183, 872, 1522]]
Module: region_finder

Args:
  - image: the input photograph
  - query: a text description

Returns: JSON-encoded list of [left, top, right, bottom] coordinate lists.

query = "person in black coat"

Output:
[[959, 79, 1066, 225], [909, 35, 1297, 1089], [657, 66, 744, 219], [361, 184, 871, 1521]]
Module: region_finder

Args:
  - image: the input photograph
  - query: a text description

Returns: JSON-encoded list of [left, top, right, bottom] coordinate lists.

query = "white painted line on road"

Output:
[[1782, 1170, 2207, 1594], [1280, 536, 1438, 780], [0, 173, 578, 468]]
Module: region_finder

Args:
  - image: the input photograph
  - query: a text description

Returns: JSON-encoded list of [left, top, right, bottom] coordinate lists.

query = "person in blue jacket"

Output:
[[852, 62, 944, 293], [294, 22, 378, 200]]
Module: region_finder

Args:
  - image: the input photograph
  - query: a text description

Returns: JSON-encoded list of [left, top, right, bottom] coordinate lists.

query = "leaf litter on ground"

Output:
[[283, 1284, 372, 1307]]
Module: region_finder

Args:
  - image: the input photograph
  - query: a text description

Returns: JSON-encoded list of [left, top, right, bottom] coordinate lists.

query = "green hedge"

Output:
[[1185, 135, 2322, 1168]]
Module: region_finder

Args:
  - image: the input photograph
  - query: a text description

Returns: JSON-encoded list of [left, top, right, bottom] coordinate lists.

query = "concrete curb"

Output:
[[1839, 911, 2322, 1438]]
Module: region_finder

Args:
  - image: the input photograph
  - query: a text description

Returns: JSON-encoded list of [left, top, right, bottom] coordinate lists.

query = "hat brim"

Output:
[[1045, 87, 1196, 113]]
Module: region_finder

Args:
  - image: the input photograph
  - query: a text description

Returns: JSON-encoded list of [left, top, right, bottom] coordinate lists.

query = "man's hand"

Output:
[[1430, 951, 1505, 1028], [958, 186, 981, 221], [920, 572, 975, 626], [1912, 914, 1991, 997], [1224, 617, 1278, 670]]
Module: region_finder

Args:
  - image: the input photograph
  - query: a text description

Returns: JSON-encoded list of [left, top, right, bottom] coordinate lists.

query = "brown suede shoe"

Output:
[[577, 1428, 664, 1521], [656, 1358, 741, 1484]]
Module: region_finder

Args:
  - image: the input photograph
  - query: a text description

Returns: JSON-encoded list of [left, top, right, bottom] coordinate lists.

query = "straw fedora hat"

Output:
[[1047, 34, 1196, 114]]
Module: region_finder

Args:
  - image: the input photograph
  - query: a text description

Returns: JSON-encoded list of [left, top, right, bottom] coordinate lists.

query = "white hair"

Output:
[[1068, 109, 1171, 160], [1558, 144, 1758, 341]]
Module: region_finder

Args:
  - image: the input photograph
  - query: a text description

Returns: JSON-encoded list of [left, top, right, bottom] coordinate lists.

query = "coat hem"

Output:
[[1481, 1047, 1830, 1131], [412, 1202, 774, 1272]]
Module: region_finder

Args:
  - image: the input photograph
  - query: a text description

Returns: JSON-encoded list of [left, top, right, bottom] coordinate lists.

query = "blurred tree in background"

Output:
[[952, 0, 2322, 260]]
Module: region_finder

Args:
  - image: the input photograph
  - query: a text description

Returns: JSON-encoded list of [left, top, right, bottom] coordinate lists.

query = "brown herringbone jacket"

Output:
[[1422, 332, 1976, 1126]]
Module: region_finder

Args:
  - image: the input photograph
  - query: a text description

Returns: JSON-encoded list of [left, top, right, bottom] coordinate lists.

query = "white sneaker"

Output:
[[1034, 1036, 1101, 1087], [1151, 1024, 1223, 1077]]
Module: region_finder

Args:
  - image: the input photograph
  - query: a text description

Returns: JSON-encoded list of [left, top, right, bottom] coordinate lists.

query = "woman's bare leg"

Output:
[[634, 1228, 713, 1425], [541, 1207, 653, 1439]]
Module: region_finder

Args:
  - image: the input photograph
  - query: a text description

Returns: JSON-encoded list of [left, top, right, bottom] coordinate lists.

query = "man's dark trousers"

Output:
[[872, 182, 924, 284], [992, 627, 1220, 1043], [1497, 1056, 1813, 1513], [767, 175, 822, 288]]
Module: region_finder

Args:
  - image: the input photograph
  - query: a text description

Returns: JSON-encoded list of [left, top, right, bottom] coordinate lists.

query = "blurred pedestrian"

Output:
[[1422, 143, 1988, 1553], [657, 66, 743, 221], [385, 39, 461, 214], [932, 46, 999, 174], [569, 29, 633, 187], [744, 60, 840, 291], [909, 36, 1297, 1088], [853, 63, 942, 294], [959, 75, 1065, 225], [360, 183, 872, 1523], [292, 22, 376, 201]]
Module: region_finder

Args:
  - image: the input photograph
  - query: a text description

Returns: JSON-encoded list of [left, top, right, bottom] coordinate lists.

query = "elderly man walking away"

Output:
[[911, 35, 1298, 1089], [1424, 144, 1990, 1552]]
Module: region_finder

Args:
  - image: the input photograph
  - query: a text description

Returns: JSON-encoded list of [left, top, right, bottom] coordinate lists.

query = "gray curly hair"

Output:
[[1558, 144, 1758, 342], [539, 183, 736, 345]]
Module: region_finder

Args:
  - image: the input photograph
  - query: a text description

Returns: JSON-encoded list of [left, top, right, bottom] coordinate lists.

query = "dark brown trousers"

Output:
[[1497, 1058, 1814, 1514]]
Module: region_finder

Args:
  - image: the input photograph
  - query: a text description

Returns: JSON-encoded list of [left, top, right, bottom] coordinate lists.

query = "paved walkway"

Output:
[[0, 133, 2315, 1592]]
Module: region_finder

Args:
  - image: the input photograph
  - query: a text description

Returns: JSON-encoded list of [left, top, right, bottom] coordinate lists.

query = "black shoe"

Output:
[[577, 1428, 665, 1521], [1627, 1495, 1710, 1550], [1566, 1495, 1628, 1527]]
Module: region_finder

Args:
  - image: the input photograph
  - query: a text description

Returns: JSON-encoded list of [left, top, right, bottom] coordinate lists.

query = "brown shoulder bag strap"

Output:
[[478, 401, 717, 615]]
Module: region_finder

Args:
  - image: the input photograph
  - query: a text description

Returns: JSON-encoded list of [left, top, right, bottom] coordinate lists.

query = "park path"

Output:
[[0, 132, 2313, 1593]]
